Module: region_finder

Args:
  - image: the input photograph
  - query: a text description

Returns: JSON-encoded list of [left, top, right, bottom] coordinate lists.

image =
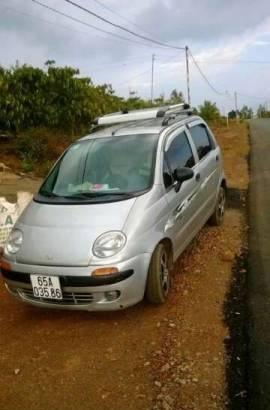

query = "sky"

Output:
[[1, 0, 270, 112]]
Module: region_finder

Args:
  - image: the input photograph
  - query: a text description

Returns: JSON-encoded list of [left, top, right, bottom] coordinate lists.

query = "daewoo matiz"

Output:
[[1, 104, 226, 310]]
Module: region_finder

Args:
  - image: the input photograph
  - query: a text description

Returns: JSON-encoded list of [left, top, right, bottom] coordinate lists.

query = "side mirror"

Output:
[[174, 167, 194, 192]]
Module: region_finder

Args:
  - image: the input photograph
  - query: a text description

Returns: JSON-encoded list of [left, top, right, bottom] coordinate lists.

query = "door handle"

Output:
[[195, 173, 201, 182], [216, 154, 219, 161]]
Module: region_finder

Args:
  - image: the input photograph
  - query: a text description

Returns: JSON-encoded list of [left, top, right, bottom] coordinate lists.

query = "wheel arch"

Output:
[[221, 177, 227, 193], [148, 237, 174, 271], [144, 237, 174, 303], [160, 238, 174, 269]]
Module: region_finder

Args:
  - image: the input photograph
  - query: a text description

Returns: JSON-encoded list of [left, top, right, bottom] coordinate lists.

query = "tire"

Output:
[[209, 186, 226, 226], [146, 243, 170, 304]]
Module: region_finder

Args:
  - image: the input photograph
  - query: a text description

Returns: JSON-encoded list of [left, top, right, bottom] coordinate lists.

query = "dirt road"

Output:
[[0, 122, 249, 410]]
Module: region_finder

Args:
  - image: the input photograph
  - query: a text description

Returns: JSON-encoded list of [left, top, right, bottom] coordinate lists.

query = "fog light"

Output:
[[105, 290, 120, 301]]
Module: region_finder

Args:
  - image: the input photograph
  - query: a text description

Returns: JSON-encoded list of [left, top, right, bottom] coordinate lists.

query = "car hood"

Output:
[[14, 198, 136, 266]]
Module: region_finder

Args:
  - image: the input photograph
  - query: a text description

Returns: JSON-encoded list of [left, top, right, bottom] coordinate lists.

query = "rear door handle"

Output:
[[195, 173, 201, 182]]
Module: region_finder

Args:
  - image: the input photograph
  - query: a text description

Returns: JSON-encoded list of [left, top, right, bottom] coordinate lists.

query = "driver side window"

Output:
[[163, 130, 195, 189]]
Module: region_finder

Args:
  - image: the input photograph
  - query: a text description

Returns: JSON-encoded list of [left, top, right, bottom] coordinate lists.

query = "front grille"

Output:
[[17, 288, 94, 305]]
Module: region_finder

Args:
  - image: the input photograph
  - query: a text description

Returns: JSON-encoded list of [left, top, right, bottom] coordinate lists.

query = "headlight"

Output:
[[93, 231, 126, 258], [5, 229, 23, 254]]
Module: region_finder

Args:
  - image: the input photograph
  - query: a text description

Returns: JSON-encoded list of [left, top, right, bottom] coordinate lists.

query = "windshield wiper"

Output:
[[66, 191, 135, 199], [39, 190, 136, 201]]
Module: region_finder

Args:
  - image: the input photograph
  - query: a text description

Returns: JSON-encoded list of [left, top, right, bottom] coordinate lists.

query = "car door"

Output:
[[163, 126, 202, 258], [187, 121, 220, 219]]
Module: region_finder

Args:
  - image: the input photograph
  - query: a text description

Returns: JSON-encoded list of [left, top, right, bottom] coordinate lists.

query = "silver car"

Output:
[[1, 104, 226, 311]]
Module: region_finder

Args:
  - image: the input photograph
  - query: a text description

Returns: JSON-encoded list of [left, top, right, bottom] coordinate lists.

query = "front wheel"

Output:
[[209, 186, 226, 226], [145, 243, 170, 304]]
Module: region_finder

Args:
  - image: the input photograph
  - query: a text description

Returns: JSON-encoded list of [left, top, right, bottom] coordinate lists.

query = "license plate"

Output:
[[30, 275, 63, 300]]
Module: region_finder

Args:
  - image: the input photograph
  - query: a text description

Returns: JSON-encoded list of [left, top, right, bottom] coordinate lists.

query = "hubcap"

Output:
[[218, 190, 225, 219], [160, 251, 169, 295]]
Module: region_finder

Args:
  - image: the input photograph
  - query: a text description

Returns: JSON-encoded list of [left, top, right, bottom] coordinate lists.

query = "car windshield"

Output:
[[39, 133, 159, 201]]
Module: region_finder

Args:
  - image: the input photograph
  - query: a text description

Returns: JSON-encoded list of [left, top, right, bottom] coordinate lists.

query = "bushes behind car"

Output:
[[15, 128, 73, 175]]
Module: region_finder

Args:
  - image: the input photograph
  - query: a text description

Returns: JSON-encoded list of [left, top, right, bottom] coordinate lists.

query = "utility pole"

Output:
[[221, 105, 229, 127], [185, 46, 191, 106], [234, 91, 239, 122], [151, 53, 155, 104], [225, 90, 229, 127]]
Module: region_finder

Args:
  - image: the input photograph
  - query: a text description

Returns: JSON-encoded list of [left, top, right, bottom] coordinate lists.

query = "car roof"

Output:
[[79, 114, 203, 141]]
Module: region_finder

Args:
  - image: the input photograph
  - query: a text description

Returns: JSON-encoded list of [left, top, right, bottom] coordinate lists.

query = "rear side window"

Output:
[[189, 124, 214, 160], [163, 131, 195, 188]]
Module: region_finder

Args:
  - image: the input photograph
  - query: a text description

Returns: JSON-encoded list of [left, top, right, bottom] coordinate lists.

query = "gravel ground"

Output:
[[0, 122, 249, 410]]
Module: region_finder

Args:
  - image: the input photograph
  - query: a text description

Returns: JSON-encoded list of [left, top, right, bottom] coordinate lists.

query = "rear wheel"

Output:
[[209, 186, 226, 226], [146, 243, 170, 304]]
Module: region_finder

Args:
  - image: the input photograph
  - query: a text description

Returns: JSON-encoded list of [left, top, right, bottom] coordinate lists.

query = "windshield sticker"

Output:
[[91, 184, 109, 191], [67, 182, 120, 193]]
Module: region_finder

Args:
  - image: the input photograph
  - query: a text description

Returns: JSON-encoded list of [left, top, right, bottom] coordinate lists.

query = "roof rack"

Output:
[[93, 103, 192, 126]]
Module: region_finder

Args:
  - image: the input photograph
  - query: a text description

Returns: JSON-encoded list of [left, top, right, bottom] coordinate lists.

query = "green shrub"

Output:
[[16, 129, 48, 163], [38, 160, 54, 177], [198, 100, 221, 121], [21, 159, 34, 173]]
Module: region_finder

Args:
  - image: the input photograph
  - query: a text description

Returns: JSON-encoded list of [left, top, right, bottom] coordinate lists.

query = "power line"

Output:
[[87, 52, 165, 74], [234, 60, 270, 64], [61, 0, 185, 50], [192, 59, 270, 65], [90, 53, 183, 88], [188, 49, 227, 96], [237, 92, 268, 101], [158, 52, 184, 66], [4, 1, 269, 105], [88, 0, 155, 37], [89, 54, 157, 74], [115, 68, 151, 88], [31, 0, 161, 48], [0, 3, 99, 38], [113, 54, 183, 90], [1, 3, 173, 72]]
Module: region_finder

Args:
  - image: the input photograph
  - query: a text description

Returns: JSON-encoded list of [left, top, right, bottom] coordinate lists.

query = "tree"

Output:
[[0, 61, 124, 134], [45, 60, 56, 67], [257, 104, 270, 118], [0, 61, 185, 134], [198, 100, 220, 121], [240, 105, 253, 119], [154, 93, 165, 106], [168, 89, 184, 104], [228, 110, 237, 119]]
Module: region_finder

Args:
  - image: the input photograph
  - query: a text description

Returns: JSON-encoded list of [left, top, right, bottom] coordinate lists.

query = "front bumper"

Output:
[[1, 253, 152, 311]]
